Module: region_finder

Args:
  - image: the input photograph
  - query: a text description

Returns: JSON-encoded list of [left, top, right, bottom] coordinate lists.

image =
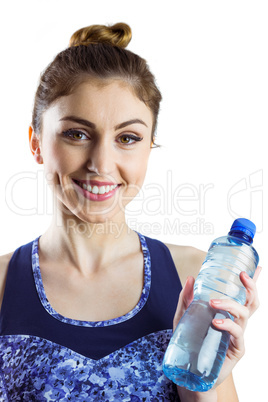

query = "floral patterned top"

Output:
[[0, 233, 182, 401]]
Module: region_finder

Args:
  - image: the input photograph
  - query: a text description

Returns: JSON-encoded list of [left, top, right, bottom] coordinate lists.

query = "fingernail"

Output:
[[214, 319, 224, 325], [211, 299, 221, 305], [243, 272, 250, 280]]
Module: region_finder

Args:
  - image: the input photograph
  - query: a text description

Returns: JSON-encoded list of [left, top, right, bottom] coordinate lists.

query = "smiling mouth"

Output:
[[73, 180, 120, 195]]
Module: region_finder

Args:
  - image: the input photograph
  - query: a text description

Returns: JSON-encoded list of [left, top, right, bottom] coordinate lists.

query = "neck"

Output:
[[39, 209, 138, 274]]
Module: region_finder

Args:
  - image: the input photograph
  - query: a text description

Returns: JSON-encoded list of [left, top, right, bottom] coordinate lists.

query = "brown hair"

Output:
[[32, 23, 162, 146]]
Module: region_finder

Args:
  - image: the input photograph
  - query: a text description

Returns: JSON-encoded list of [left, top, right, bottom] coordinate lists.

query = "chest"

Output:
[[39, 251, 144, 322]]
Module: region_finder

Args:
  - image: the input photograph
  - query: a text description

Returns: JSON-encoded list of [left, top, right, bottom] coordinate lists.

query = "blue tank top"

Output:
[[0, 232, 182, 401]]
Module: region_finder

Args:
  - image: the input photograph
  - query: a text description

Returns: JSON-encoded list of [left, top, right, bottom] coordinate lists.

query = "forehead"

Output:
[[42, 79, 153, 129]]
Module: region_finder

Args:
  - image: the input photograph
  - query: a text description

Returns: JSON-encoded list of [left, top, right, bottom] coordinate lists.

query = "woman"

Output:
[[0, 23, 260, 401]]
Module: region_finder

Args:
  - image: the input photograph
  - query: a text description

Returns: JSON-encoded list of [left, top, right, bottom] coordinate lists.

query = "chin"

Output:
[[75, 209, 122, 225], [57, 191, 125, 225]]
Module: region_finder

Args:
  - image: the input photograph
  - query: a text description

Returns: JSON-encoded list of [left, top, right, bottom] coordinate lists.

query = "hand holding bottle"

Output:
[[173, 265, 261, 400], [163, 219, 260, 392], [209, 266, 261, 386]]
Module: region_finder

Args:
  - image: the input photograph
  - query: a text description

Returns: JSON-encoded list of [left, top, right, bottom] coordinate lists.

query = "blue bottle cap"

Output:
[[229, 218, 256, 242]]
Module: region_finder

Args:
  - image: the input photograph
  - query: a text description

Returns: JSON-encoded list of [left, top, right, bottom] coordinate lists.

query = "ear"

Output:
[[29, 126, 43, 164]]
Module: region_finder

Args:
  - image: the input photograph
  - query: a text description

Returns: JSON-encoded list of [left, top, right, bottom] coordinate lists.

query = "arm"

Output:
[[216, 374, 238, 401], [0, 252, 13, 309]]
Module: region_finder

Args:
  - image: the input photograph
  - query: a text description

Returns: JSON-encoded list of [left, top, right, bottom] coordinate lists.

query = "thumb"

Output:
[[173, 276, 195, 330]]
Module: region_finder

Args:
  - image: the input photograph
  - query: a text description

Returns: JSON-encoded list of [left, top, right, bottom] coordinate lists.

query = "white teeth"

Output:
[[99, 186, 106, 195], [78, 182, 118, 194]]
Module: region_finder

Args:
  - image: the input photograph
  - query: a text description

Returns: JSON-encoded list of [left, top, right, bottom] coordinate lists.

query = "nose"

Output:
[[86, 139, 116, 177]]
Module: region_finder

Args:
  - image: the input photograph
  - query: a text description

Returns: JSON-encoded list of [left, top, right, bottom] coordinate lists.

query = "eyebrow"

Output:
[[115, 119, 148, 130], [60, 116, 96, 129], [59, 116, 148, 130]]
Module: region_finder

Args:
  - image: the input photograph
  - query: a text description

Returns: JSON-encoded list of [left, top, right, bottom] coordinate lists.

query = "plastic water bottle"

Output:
[[162, 218, 259, 392]]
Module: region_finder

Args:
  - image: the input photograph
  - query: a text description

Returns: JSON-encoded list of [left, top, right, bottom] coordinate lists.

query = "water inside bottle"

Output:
[[163, 300, 230, 392]]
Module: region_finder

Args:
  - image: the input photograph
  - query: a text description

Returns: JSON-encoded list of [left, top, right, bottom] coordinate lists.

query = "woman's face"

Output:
[[34, 80, 153, 224]]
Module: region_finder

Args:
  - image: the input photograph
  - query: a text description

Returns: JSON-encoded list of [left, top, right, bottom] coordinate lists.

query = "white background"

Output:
[[0, 1, 267, 400]]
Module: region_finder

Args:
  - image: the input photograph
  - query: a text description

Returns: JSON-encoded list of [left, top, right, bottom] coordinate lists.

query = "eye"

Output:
[[62, 129, 88, 141], [118, 134, 143, 145]]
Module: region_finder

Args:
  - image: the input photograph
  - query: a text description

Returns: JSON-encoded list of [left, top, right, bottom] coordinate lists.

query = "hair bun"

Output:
[[69, 23, 132, 48]]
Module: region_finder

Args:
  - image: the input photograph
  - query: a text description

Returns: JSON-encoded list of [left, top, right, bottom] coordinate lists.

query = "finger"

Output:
[[173, 276, 195, 329], [212, 318, 245, 358], [181, 276, 195, 310], [240, 270, 260, 313], [210, 299, 249, 325], [240, 266, 262, 286], [253, 265, 262, 283]]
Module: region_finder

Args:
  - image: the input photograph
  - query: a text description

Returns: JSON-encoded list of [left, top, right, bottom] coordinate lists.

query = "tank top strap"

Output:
[[142, 234, 182, 314]]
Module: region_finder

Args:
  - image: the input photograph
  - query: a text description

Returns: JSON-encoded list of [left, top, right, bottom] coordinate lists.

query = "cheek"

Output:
[[123, 150, 150, 187], [43, 143, 82, 175], [120, 155, 149, 209]]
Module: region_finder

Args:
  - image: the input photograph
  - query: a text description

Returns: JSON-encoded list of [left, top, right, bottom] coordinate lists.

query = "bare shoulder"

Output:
[[165, 242, 206, 286], [0, 251, 14, 306]]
